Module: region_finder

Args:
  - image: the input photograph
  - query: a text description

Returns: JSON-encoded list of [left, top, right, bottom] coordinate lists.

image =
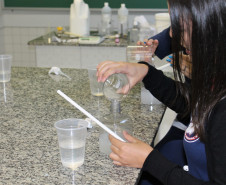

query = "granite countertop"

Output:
[[0, 67, 165, 185], [28, 31, 130, 47]]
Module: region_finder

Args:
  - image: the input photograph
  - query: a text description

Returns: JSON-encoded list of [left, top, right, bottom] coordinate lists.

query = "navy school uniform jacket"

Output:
[[137, 62, 226, 185]]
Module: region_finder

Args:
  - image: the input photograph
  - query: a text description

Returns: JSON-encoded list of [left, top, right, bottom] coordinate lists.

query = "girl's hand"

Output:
[[109, 131, 153, 168], [97, 61, 149, 91], [137, 38, 159, 54]]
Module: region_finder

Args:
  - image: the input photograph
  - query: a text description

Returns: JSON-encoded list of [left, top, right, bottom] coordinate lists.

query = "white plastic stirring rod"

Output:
[[156, 63, 171, 70], [57, 90, 125, 142]]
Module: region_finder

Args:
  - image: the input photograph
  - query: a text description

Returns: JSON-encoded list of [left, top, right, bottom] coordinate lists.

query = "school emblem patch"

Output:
[[184, 123, 199, 143]]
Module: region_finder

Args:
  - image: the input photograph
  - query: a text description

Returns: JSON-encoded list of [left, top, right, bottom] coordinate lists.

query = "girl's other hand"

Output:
[[109, 131, 153, 168], [137, 39, 159, 54]]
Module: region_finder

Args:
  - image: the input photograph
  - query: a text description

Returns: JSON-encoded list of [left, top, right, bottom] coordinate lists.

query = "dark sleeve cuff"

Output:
[[138, 61, 165, 90], [138, 62, 187, 114]]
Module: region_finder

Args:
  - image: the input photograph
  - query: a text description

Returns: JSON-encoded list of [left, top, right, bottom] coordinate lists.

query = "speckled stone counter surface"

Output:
[[28, 32, 129, 47], [0, 67, 166, 185]]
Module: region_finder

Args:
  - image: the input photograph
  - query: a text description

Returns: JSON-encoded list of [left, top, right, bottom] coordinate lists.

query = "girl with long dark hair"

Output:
[[97, 0, 226, 184]]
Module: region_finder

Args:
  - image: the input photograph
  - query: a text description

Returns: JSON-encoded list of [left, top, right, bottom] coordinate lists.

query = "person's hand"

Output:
[[109, 131, 153, 168], [137, 38, 159, 54], [97, 61, 149, 92]]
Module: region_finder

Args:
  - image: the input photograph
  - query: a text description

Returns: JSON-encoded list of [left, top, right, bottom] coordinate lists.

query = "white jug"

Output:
[[70, 0, 90, 36], [155, 13, 170, 33]]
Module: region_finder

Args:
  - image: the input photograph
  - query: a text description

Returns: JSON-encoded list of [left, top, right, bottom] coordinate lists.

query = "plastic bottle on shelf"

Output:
[[101, 2, 111, 24], [118, 4, 129, 38], [100, 2, 112, 36], [129, 20, 139, 43]]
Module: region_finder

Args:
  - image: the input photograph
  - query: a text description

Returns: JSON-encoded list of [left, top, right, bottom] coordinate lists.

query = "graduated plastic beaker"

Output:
[[0, 55, 12, 82], [88, 67, 104, 96], [55, 118, 88, 170], [127, 45, 154, 64]]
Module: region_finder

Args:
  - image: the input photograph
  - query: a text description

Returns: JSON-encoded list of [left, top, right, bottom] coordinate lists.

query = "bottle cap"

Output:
[[121, 3, 125, 7], [57, 26, 63, 31], [104, 2, 109, 6]]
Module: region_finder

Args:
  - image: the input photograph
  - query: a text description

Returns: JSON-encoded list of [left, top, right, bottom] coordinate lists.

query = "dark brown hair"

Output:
[[168, 0, 226, 141]]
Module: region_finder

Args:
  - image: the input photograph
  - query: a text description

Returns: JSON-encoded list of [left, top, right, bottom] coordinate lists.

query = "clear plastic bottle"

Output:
[[118, 4, 129, 38], [99, 100, 133, 155], [99, 73, 133, 155], [102, 2, 111, 24], [100, 2, 112, 36], [103, 73, 130, 101]]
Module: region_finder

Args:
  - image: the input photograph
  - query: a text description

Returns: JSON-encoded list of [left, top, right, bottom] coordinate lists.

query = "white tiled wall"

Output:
[[0, 8, 168, 67], [3, 27, 52, 67], [35, 45, 127, 69], [1, 26, 172, 71], [36, 45, 81, 68], [0, 26, 130, 67], [80, 46, 127, 68]]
